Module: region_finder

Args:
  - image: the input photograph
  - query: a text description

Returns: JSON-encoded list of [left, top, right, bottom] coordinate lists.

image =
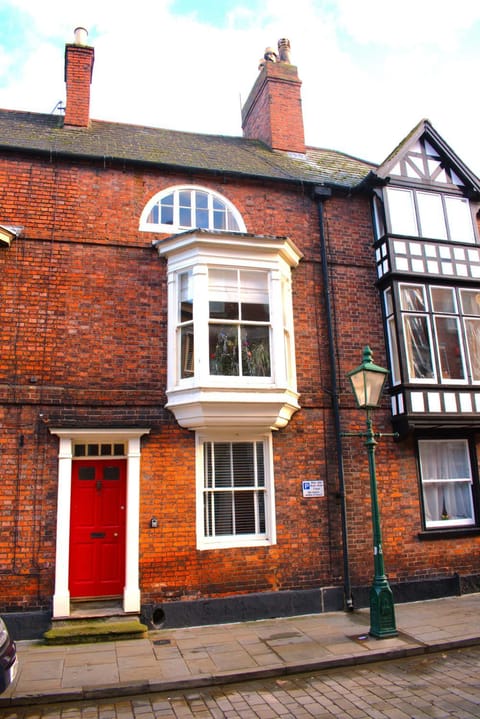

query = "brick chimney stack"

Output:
[[64, 27, 94, 128], [241, 39, 305, 154]]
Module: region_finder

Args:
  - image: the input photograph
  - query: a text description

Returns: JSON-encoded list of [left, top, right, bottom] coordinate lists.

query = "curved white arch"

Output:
[[139, 184, 246, 233]]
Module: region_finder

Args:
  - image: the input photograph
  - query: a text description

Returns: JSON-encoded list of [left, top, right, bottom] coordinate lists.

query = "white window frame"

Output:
[[418, 439, 476, 529], [195, 431, 276, 549], [156, 230, 302, 431], [385, 187, 476, 244], [398, 282, 471, 385], [139, 185, 246, 234]]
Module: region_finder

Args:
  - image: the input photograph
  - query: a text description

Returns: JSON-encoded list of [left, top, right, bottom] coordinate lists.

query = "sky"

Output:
[[0, 0, 479, 175]]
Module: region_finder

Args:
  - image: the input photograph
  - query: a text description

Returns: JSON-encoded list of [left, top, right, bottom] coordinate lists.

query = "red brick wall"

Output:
[[0, 150, 479, 615]]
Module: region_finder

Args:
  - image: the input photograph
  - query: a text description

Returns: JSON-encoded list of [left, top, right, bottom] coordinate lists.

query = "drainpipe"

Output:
[[315, 186, 354, 611]]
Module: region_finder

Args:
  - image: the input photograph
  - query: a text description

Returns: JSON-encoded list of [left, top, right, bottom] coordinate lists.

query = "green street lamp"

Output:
[[346, 346, 398, 638]]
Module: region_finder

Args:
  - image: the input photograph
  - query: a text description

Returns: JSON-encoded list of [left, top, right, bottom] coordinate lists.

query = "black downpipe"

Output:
[[316, 188, 354, 611]]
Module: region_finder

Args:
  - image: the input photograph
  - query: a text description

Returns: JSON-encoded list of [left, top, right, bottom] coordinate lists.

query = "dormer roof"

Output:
[[374, 119, 480, 198]]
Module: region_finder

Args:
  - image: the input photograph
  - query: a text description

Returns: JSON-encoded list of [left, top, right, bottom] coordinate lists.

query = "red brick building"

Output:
[[1, 31, 479, 638]]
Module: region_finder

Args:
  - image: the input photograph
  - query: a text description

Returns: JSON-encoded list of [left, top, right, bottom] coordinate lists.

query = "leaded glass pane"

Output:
[[431, 287, 455, 313], [387, 188, 417, 236], [400, 285, 426, 312], [241, 326, 270, 376], [403, 315, 434, 380], [434, 316, 464, 380], [460, 289, 480, 316], [464, 319, 480, 380], [417, 192, 447, 240], [445, 196, 475, 243]]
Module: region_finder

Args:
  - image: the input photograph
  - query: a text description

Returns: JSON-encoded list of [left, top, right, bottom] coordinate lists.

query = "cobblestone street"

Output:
[[1, 644, 479, 719]]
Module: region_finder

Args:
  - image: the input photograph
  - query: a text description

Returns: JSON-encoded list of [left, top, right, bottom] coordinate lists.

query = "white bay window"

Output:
[[156, 229, 302, 430]]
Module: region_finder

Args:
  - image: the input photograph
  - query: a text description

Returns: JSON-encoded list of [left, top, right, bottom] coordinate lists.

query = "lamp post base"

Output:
[[369, 581, 398, 638]]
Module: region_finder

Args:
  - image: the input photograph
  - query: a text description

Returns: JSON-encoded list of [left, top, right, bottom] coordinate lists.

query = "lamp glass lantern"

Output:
[[347, 346, 389, 409]]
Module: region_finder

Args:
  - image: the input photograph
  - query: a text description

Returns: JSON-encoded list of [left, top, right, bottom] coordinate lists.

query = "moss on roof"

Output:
[[0, 109, 375, 190]]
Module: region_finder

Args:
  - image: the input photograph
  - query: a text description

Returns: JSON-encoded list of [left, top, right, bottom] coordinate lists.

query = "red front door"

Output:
[[69, 459, 126, 598]]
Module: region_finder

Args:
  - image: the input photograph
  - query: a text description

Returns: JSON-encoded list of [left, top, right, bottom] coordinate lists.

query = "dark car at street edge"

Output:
[[0, 617, 18, 694]]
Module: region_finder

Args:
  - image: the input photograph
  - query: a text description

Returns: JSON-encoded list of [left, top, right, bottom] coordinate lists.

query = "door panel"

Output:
[[69, 459, 126, 598]]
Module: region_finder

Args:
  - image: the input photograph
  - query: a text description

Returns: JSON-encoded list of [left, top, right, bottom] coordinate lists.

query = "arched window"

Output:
[[140, 185, 246, 233]]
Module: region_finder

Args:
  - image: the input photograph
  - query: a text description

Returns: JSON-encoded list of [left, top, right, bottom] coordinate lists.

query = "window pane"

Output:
[[160, 197, 173, 225], [178, 190, 192, 227], [179, 206, 191, 227], [434, 317, 464, 380], [209, 302, 238, 320], [387, 316, 401, 385], [180, 327, 194, 377], [203, 441, 267, 538], [387, 188, 417, 236], [423, 482, 474, 523], [213, 443, 232, 487], [430, 287, 455, 313], [256, 443, 265, 487], [445, 196, 475, 243], [258, 492, 266, 532], [204, 443, 213, 488], [148, 204, 160, 224], [460, 289, 480, 316], [196, 209, 209, 228], [384, 287, 393, 316], [400, 285, 426, 312], [403, 315, 434, 379], [234, 492, 256, 533], [209, 326, 239, 375], [419, 440, 475, 526], [240, 271, 269, 306], [417, 192, 447, 240], [196, 192, 208, 210], [208, 269, 238, 302], [144, 187, 244, 232], [464, 319, 480, 380], [241, 303, 270, 322], [179, 272, 193, 322], [226, 209, 240, 232], [241, 326, 271, 376], [232, 443, 255, 487], [213, 492, 233, 534], [213, 209, 226, 230], [103, 466, 120, 480]]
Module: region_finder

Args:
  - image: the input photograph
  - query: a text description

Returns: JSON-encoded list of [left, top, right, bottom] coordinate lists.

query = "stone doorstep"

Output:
[[43, 617, 148, 645]]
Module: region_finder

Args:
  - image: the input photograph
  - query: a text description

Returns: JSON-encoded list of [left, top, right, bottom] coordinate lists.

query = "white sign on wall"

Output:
[[302, 480, 325, 497]]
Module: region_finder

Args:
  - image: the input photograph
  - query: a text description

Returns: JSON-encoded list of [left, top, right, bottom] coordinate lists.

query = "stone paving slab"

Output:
[[1, 594, 479, 708]]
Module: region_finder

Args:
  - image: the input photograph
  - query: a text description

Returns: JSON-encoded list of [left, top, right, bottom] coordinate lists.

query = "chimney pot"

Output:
[[242, 40, 305, 154], [73, 27, 88, 46], [64, 30, 94, 128]]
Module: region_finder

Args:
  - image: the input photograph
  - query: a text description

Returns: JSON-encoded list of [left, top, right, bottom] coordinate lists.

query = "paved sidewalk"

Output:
[[1, 594, 479, 708]]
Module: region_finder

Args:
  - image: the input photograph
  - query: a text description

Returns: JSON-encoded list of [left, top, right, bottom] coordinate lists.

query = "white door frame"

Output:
[[49, 428, 150, 618]]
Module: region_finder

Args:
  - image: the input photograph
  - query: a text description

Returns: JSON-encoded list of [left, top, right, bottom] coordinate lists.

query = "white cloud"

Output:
[[0, 0, 479, 175]]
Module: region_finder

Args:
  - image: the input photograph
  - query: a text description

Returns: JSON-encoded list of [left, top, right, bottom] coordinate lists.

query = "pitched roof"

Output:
[[375, 118, 480, 192], [0, 109, 375, 190]]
